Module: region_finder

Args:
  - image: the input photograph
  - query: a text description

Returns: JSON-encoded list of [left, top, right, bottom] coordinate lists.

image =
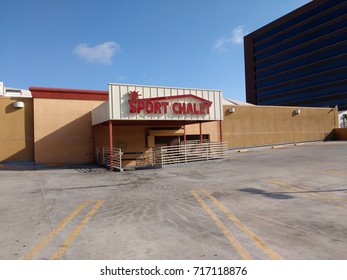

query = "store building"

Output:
[[0, 82, 340, 167], [90, 84, 224, 169], [244, 0, 347, 110]]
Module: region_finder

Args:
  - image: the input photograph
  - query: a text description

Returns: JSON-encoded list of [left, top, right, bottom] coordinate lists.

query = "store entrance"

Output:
[[154, 134, 209, 147], [154, 136, 180, 147]]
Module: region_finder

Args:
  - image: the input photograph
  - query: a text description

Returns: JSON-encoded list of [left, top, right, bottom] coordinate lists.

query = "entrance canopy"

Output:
[[92, 83, 223, 125]]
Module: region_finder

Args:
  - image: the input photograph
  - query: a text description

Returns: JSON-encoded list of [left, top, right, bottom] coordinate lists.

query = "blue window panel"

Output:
[[258, 84, 347, 104], [258, 97, 347, 109], [303, 98, 347, 108], [257, 72, 347, 97], [254, 0, 345, 43], [256, 53, 347, 79], [256, 58, 347, 88], [255, 5, 347, 52], [255, 44, 347, 71], [255, 24, 347, 61]]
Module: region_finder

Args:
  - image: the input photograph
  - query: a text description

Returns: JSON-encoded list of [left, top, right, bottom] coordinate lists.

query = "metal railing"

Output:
[[96, 142, 228, 170], [96, 147, 123, 171], [152, 142, 228, 166], [183, 139, 210, 145]]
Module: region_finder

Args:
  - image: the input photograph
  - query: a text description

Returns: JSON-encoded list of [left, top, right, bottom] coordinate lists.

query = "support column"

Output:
[[109, 120, 113, 171], [99, 124, 103, 166], [92, 125, 95, 162], [183, 125, 187, 144], [199, 122, 203, 143], [219, 120, 223, 142]]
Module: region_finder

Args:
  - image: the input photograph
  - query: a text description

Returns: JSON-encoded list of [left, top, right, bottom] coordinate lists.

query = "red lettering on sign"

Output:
[[193, 103, 200, 114], [179, 103, 186, 114], [205, 103, 210, 114], [145, 101, 153, 113], [162, 102, 169, 114], [127, 93, 212, 115], [137, 100, 145, 113], [128, 100, 137, 113], [154, 101, 161, 114], [185, 103, 192, 114], [172, 102, 179, 114]]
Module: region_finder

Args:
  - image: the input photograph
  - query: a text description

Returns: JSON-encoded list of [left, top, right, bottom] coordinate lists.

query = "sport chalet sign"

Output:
[[127, 91, 212, 115], [91, 84, 223, 125]]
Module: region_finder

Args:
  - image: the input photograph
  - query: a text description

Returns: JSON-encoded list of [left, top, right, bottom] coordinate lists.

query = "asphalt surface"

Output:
[[0, 141, 346, 260]]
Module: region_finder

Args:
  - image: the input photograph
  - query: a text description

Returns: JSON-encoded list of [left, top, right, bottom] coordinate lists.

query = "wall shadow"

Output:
[[33, 112, 94, 164], [0, 97, 34, 162], [238, 187, 294, 200]]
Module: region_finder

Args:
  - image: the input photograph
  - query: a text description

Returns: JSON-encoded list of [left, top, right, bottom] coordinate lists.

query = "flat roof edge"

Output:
[[108, 83, 223, 92], [30, 86, 108, 101]]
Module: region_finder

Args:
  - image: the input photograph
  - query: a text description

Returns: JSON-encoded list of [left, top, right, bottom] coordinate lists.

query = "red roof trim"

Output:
[[29, 86, 108, 101]]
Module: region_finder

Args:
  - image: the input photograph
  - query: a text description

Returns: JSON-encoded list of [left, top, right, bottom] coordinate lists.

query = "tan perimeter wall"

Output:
[[0, 97, 34, 161], [97, 125, 147, 152], [34, 98, 104, 164], [222, 105, 338, 148], [185, 121, 220, 142], [33, 100, 338, 164]]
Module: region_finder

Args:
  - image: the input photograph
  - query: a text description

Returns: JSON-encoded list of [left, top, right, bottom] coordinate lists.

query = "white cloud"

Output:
[[74, 41, 120, 64], [213, 25, 246, 52], [115, 75, 127, 81], [231, 25, 245, 44]]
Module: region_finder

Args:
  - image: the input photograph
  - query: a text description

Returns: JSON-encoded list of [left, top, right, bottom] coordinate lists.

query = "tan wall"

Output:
[[0, 97, 34, 161], [96, 125, 147, 153], [185, 121, 220, 141], [35, 100, 338, 165], [222, 105, 338, 148], [34, 99, 104, 164]]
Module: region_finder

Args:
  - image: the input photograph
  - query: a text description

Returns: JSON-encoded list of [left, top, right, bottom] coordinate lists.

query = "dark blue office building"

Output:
[[244, 0, 347, 110]]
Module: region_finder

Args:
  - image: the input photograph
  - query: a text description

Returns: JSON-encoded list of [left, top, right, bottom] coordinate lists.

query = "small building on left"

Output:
[[0, 82, 35, 162], [0, 82, 108, 164]]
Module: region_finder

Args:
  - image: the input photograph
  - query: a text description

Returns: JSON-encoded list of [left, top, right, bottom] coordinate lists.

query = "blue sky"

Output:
[[1, 0, 310, 101]]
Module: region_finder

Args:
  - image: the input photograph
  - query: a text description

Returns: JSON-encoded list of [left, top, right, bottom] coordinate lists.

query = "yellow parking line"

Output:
[[201, 189, 282, 260], [326, 169, 347, 176], [50, 200, 104, 260], [191, 190, 253, 260], [23, 201, 90, 260]]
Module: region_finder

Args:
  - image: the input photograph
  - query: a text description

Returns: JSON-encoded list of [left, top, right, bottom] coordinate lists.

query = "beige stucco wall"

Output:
[[34, 98, 104, 164], [185, 121, 220, 142], [222, 105, 338, 148], [0, 97, 34, 161], [96, 125, 147, 152], [32, 99, 339, 164]]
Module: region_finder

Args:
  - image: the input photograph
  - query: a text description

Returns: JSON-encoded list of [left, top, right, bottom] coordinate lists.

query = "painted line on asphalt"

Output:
[[50, 200, 104, 260], [191, 190, 253, 260], [201, 188, 282, 260], [23, 201, 90, 260], [326, 169, 347, 177]]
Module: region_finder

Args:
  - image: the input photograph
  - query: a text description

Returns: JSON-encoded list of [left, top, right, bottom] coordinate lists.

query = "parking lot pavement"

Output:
[[0, 141, 346, 260]]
